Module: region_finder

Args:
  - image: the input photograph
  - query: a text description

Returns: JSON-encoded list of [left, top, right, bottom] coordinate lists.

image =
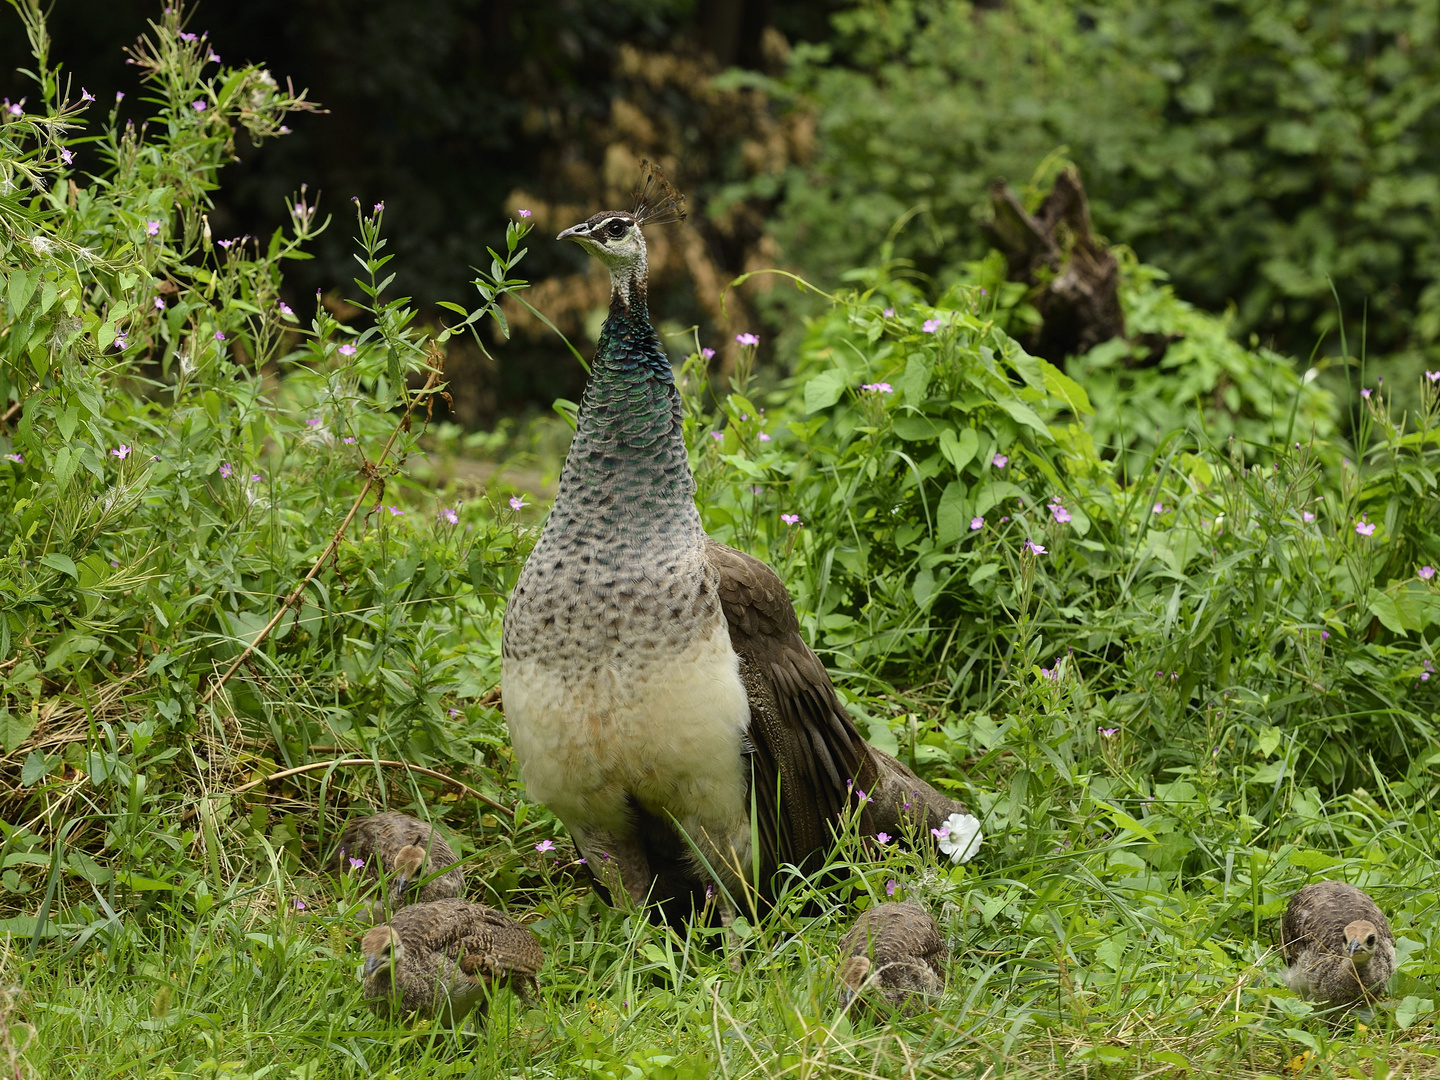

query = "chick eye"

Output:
[[605, 220, 627, 239]]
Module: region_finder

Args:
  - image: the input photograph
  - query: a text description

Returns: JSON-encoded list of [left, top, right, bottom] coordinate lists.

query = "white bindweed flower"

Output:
[[935, 813, 983, 864]]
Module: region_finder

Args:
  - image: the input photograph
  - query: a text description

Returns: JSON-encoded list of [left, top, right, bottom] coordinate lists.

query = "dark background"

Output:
[[3, 0, 835, 418]]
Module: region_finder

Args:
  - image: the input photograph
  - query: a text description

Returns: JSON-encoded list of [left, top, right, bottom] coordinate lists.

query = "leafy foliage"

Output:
[[766, 0, 1440, 371]]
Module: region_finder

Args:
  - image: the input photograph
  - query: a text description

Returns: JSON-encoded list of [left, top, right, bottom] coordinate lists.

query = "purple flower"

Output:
[[781, 513, 801, 526], [147, 221, 161, 237], [509, 496, 526, 511], [517, 209, 532, 218], [80, 88, 95, 103], [931, 826, 947, 839], [886, 879, 897, 897], [373, 202, 384, 213], [448, 708, 461, 717], [338, 344, 356, 357], [970, 516, 984, 531], [386, 505, 404, 516], [214, 331, 225, 342], [1355, 519, 1376, 537], [208, 51, 221, 63], [1025, 538, 1047, 555], [60, 147, 73, 165], [293, 898, 306, 910], [441, 507, 458, 525], [535, 839, 555, 853], [759, 432, 771, 442], [882, 307, 895, 317], [115, 91, 124, 102], [4, 453, 21, 463], [700, 347, 715, 360], [1426, 370, 1440, 383], [735, 333, 760, 346], [711, 431, 724, 441], [860, 382, 893, 393], [1321, 630, 1330, 640], [178, 31, 197, 41], [114, 332, 129, 350], [1048, 502, 1072, 524], [1421, 566, 1435, 580], [993, 454, 1008, 469], [111, 445, 131, 460], [876, 832, 891, 844], [217, 238, 234, 250], [1302, 511, 1315, 523], [921, 319, 941, 333], [1361, 388, 1372, 399], [1152, 502, 1164, 514], [218, 462, 232, 479], [278, 301, 294, 317], [348, 857, 364, 870], [306, 418, 322, 428], [1098, 727, 1118, 738], [3, 100, 21, 116], [250, 474, 262, 483], [191, 99, 207, 112]]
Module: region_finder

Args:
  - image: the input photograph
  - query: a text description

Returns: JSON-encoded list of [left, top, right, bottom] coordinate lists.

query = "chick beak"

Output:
[[362, 956, 384, 978], [557, 222, 590, 242], [1348, 939, 1363, 956]]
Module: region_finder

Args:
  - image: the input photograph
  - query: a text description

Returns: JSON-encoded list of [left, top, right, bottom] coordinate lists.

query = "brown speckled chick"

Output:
[[1281, 880, 1395, 1010], [837, 901, 947, 1017], [337, 813, 464, 913], [360, 898, 544, 1025]]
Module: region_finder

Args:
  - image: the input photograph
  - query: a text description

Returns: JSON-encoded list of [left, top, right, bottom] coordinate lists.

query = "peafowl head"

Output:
[[1344, 919, 1380, 964], [558, 161, 686, 309]]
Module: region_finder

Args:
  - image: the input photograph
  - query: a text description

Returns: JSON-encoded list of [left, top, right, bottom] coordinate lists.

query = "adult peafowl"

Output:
[[502, 164, 963, 924]]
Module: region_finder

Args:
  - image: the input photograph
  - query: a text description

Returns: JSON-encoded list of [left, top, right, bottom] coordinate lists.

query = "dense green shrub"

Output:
[[762, 0, 1440, 373]]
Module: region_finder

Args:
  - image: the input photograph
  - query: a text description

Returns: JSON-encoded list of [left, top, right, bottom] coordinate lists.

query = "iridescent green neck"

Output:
[[545, 290, 698, 540]]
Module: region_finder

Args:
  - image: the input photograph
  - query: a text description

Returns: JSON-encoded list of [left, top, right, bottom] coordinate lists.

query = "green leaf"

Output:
[[1369, 589, 1422, 634], [39, 553, 78, 578], [19, 751, 50, 787], [7, 268, 36, 316], [1288, 849, 1340, 871], [0, 709, 36, 755], [896, 353, 932, 403], [803, 371, 847, 413], [995, 396, 1051, 437], [974, 480, 1025, 515], [1395, 995, 1433, 1030], [939, 426, 978, 473], [115, 871, 179, 891], [936, 482, 969, 546], [1041, 361, 1094, 415], [891, 415, 942, 441]]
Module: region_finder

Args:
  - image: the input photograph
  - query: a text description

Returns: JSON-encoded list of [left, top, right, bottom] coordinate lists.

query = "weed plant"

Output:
[[1, 4, 1439, 1078]]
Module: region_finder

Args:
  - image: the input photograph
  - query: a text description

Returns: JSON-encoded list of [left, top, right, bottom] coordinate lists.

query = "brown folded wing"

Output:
[[705, 539, 876, 889]]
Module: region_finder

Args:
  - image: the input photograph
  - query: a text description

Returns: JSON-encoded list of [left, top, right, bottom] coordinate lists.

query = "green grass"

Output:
[[8, 729, 1440, 1079]]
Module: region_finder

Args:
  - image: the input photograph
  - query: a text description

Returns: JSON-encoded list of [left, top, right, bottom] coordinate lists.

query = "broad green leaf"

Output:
[[936, 481, 968, 546], [803, 370, 847, 413], [39, 552, 78, 578], [0, 709, 36, 755], [939, 426, 978, 472], [1369, 589, 1422, 634]]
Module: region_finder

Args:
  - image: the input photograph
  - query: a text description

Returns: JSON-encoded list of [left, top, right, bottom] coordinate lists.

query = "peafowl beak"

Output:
[[362, 954, 385, 978], [557, 222, 590, 242]]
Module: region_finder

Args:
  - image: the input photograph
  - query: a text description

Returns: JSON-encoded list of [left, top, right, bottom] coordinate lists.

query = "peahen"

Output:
[[501, 163, 963, 924]]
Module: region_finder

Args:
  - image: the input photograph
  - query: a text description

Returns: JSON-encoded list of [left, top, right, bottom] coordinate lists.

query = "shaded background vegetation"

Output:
[[10, 0, 1440, 428]]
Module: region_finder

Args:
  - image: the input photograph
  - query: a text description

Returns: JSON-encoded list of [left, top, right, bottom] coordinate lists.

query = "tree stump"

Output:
[[983, 167, 1125, 361]]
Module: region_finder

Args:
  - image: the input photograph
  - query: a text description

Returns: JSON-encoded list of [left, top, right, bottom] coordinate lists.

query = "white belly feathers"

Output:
[[503, 617, 751, 835]]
